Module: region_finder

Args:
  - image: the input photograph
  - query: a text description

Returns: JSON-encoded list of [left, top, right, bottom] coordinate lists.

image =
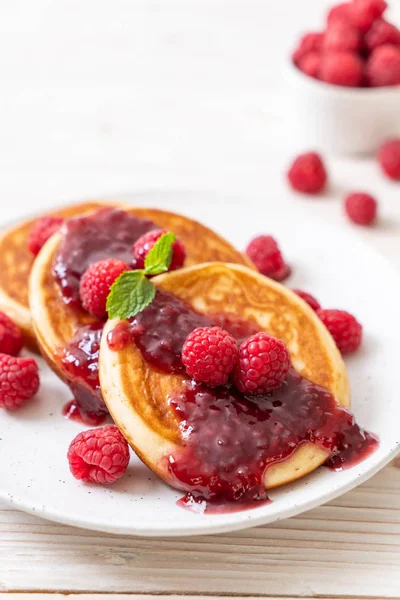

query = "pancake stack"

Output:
[[2, 201, 357, 504]]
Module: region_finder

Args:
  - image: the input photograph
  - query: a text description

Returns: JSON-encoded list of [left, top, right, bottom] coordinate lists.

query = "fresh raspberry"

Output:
[[0, 312, 23, 356], [317, 309, 362, 354], [79, 258, 130, 319], [271, 263, 292, 282], [327, 3, 352, 25], [292, 32, 324, 65], [182, 326, 238, 387], [67, 425, 130, 484], [245, 235, 290, 281], [323, 21, 361, 52], [378, 138, 400, 180], [0, 354, 39, 410], [298, 52, 321, 78], [27, 216, 64, 256], [364, 19, 400, 52], [292, 289, 321, 311], [350, 0, 387, 33], [320, 51, 364, 87], [287, 152, 327, 194], [366, 44, 400, 86], [344, 192, 377, 225], [233, 332, 290, 395], [132, 229, 186, 271]]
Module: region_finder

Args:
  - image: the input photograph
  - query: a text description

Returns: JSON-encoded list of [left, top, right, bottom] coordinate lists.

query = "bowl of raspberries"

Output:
[[287, 0, 400, 155]]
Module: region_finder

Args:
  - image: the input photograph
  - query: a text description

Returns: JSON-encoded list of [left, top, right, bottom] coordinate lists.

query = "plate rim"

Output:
[[1, 442, 398, 537]]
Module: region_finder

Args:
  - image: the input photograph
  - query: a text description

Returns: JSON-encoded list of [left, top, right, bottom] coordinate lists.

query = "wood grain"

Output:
[[0, 462, 399, 598], [2, 596, 390, 600]]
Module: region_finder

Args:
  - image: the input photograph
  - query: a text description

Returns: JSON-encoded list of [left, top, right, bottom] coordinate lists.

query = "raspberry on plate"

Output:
[[317, 309, 362, 354], [378, 138, 400, 180], [351, 0, 387, 33], [298, 52, 321, 78], [67, 425, 130, 484], [287, 152, 327, 194], [292, 289, 321, 311], [0, 312, 23, 356], [0, 353, 39, 410], [344, 192, 377, 226], [27, 216, 64, 256], [132, 229, 186, 271], [364, 19, 400, 52], [245, 235, 290, 281], [323, 21, 361, 53], [182, 326, 238, 387], [80, 258, 130, 320], [233, 332, 290, 395], [320, 51, 364, 87], [292, 32, 324, 65], [366, 44, 400, 86]]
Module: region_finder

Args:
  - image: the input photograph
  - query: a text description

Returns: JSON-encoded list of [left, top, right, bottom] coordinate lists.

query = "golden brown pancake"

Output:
[[0, 201, 115, 348], [29, 208, 252, 383], [99, 263, 350, 493], [3, 202, 252, 349]]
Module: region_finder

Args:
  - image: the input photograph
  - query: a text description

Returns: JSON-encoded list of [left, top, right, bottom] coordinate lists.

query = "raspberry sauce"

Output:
[[61, 323, 108, 423], [107, 290, 378, 506], [62, 399, 107, 427], [167, 375, 377, 503], [107, 291, 214, 373], [177, 493, 271, 514], [53, 208, 156, 307]]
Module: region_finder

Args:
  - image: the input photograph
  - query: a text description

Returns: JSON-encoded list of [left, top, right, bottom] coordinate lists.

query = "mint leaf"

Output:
[[106, 270, 156, 319], [144, 231, 176, 276], [106, 231, 178, 320]]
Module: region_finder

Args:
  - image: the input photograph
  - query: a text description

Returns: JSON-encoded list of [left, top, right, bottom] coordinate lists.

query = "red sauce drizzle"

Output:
[[55, 207, 158, 419], [107, 290, 378, 508], [62, 399, 107, 427], [53, 208, 155, 307], [61, 323, 108, 421]]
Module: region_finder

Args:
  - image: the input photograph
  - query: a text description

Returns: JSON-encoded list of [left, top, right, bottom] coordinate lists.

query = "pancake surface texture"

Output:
[[99, 263, 350, 494]]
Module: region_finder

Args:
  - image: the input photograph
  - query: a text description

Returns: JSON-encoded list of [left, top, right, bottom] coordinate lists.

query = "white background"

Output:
[[0, 0, 399, 269]]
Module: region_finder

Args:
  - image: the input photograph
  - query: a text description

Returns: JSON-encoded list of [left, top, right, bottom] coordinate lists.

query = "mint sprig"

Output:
[[106, 231, 176, 319], [144, 231, 176, 275]]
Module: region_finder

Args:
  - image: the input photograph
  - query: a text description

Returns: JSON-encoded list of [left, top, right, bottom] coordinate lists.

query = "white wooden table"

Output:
[[0, 0, 399, 597]]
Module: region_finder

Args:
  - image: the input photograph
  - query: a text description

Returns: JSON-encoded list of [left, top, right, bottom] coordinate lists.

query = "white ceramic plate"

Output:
[[1, 191, 399, 536]]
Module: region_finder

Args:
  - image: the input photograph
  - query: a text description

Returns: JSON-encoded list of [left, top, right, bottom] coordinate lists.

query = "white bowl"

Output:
[[285, 61, 400, 156]]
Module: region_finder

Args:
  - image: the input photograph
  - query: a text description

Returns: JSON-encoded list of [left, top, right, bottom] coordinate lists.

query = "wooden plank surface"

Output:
[[0, 597, 395, 600], [1, 596, 389, 600], [0, 462, 399, 598]]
